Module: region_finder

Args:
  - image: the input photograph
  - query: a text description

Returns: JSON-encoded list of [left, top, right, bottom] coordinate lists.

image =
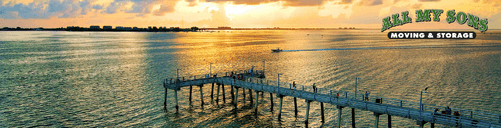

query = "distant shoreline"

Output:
[[0, 26, 374, 32]]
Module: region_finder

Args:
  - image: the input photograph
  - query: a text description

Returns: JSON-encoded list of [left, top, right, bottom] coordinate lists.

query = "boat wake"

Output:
[[280, 45, 499, 52]]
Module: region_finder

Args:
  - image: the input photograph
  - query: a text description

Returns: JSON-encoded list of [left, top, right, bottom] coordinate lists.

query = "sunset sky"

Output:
[[0, 0, 500, 29]]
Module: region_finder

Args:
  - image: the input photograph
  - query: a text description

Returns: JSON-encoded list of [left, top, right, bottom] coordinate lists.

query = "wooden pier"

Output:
[[163, 70, 501, 128]]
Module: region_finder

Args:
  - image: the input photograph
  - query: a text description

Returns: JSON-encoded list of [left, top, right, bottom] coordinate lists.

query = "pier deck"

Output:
[[163, 70, 501, 128]]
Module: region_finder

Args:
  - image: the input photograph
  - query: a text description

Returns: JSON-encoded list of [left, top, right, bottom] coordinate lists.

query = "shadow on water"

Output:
[[164, 100, 277, 128]]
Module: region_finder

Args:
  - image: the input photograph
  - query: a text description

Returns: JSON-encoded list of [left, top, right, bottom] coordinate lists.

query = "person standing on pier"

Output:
[[365, 91, 370, 101], [445, 106, 452, 115], [312, 83, 317, 93], [293, 81, 296, 90]]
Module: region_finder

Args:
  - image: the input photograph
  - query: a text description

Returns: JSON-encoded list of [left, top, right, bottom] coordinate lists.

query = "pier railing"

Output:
[[243, 77, 501, 125], [163, 74, 501, 127]]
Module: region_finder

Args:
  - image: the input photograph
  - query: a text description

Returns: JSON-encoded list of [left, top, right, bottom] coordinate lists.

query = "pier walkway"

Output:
[[162, 70, 501, 128]]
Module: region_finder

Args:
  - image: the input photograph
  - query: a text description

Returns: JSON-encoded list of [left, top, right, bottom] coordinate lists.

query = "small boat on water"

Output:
[[272, 48, 282, 52]]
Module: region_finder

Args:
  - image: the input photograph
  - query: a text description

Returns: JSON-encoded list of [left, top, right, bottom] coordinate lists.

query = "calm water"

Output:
[[1, 30, 500, 127]]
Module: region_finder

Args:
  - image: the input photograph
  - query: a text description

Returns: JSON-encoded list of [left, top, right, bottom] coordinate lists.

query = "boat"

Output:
[[271, 48, 282, 52]]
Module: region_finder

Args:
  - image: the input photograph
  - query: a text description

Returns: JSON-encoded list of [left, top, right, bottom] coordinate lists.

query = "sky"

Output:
[[0, 0, 500, 30]]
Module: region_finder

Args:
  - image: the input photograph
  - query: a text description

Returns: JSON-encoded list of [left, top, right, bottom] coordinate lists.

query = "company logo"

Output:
[[381, 9, 488, 39]]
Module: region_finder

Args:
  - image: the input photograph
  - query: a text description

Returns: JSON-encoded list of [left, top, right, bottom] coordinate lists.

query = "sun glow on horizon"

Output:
[[225, 4, 262, 21]]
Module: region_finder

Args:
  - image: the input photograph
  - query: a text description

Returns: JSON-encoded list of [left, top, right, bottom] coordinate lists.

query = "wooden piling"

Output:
[[189, 85, 193, 106], [175, 90, 179, 112], [249, 89, 253, 104], [305, 100, 311, 124], [211, 82, 214, 101], [222, 84, 226, 103], [338, 106, 343, 128], [431, 123, 435, 128], [164, 88, 168, 110], [235, 87, 239, 108], [352, 108, 356, 128], [243, 87, 246, 101], [278, 95, 284, 120], [294, 97, 298, 117], [375, 113, 380, 128], [268, 93, 273, 111], [321, 102, 325, 123], [388, 115, 392, 128], [254, 91, 259, 115], [217, 83, 220, 104], [199, 84, 204, 107], [231, 85, 235, 105]]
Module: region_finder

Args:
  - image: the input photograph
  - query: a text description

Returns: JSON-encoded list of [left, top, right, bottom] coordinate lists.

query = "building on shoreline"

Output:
[[90, 25, 100, 30], [103, 26, 112, 30]]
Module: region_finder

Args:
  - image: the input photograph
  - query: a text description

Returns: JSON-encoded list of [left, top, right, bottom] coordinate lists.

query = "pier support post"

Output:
[[388, 115, 392, 128], [278, 95, 284, 121], [352, 108, 356, 128], [164, 88, 168, 110], [222, 84, 226, 103], [270, 93, 274, 111], [217, 83, 220, 104], [337, 106, 344, 128], [321, 102, 325, 123], [235, 87, 239, 108], [189, 85, 193, 106], [199, 84, 204, 107], [374, 113, 381, 128], [249, 89, 253, 104], [211, 82, 214, 101], [431, 123, 435, 128], [175, 90, 179, 113], [294, 97, 298, 117], [305, 100, 311, 124], [254, 91, 259, 115]]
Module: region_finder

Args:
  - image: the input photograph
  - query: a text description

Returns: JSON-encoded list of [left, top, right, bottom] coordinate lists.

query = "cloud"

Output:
[[189, 4, 232, 27], [153, 0, 177, 16], [410, 3, 422, 9], [0, 0, 94, 19], [2, 11, 20, 19], [418, 0, 440, 2], [103, 1, 124, 14], [153, 4, 175, 16], [356, 0, 382, 6], [210, 5, 231, 26], [195, 0, 331, 6], [104, 0, 177, 16], [339, 0, 352, 4], [200, 0, 278, 5], [282, 0, 327, 6], [125, 1, 155, 13], [92, 5, 103, 9], [0, 0, 178, 19]]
